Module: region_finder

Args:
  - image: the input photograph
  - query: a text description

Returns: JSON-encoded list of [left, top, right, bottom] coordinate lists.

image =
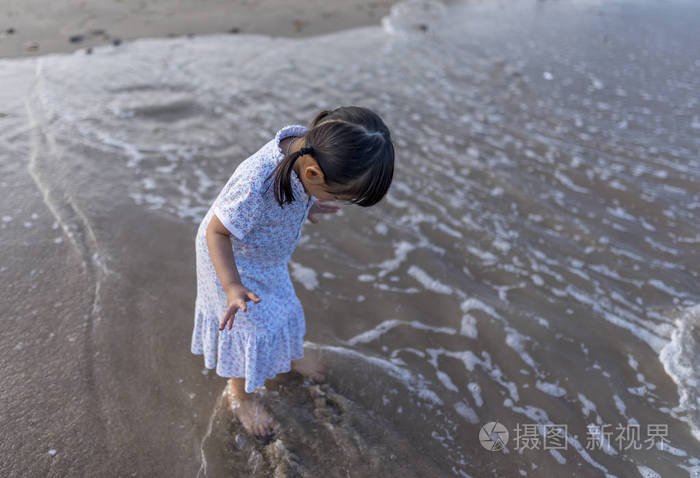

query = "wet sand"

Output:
[[0, 0, 462, 59], [1, 81, 208, 472]]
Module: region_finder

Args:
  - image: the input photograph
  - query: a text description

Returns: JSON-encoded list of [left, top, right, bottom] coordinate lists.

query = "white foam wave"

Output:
[[658, 304, 700, 442]]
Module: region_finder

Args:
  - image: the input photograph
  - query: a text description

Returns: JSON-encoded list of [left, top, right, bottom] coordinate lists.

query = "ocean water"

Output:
[[2, 0, 699, 476]]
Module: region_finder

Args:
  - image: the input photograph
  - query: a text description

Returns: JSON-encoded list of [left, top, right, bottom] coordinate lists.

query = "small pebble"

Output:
[[48, 449, 57, 456], [229, 27, 240, 34], [274, 440, 287, 453], [112, 38, 121, 46], [6, 28, 15, 34], [248, 450, 263, 467], [69, 34, 84, 43], [85, 47, 93, 55], [234, 433, 247, 449]]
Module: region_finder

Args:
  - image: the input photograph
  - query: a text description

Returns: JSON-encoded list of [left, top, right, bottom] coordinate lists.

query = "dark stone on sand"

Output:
[[417, 24, 428, 31], [186, 33, 195, 38], [229, 27, 240, 34], [112, 38, 122, 46], [6, 28, 14, 34], [69, 34, 85, 43], [86, 47, 93, 55]]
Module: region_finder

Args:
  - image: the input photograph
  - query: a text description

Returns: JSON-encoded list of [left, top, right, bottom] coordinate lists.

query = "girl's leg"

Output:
[[228, 377, 278, 437]]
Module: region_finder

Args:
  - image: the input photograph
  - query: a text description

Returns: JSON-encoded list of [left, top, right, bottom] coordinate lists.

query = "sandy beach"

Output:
[[0, 0, 460, 59], [1, 2, 468, 476], [1, 0, 698, 476]]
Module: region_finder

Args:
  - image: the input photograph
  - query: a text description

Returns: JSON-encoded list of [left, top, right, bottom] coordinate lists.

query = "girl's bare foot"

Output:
[[291, 356, 327, 383], [233, 397, 277, 438], [228, 378, 278, 438]]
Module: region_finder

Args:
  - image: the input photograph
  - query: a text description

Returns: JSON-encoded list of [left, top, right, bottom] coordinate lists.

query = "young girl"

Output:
[[191, 106, 394, 439]]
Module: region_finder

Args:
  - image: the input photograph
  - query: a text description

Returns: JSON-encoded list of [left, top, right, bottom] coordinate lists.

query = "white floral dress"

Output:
[[191, 124, 315, 393]]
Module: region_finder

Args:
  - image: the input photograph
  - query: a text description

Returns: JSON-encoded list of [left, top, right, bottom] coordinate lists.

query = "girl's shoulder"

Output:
[[227, 123, 307, 193], [230, 139, 280, 192]]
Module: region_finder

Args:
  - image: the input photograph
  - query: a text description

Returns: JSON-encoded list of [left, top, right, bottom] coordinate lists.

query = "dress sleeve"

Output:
[[212, 174, 264, 241]]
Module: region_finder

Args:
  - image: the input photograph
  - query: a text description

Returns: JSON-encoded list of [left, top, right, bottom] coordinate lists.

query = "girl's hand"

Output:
[[307, 200, 341, 223], [219, 284, 261, 330]]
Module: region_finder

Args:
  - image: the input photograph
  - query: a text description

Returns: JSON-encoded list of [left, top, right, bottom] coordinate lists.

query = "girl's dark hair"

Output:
[[265, 106, 394, 207]]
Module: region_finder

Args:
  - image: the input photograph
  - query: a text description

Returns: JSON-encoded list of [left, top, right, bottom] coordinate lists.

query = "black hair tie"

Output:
[[299, 146, 314, 156]]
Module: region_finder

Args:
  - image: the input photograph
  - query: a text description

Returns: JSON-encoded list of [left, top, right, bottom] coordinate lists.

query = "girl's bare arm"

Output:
[[206, 214, 262, 330], [206, 214, 243, 292]]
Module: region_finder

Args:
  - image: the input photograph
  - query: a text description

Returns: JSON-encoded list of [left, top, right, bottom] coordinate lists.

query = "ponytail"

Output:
[[264, 143, 309, 206]]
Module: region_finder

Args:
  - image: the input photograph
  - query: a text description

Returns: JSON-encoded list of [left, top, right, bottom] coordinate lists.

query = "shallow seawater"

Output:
[[4, 0, 699, 476]]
